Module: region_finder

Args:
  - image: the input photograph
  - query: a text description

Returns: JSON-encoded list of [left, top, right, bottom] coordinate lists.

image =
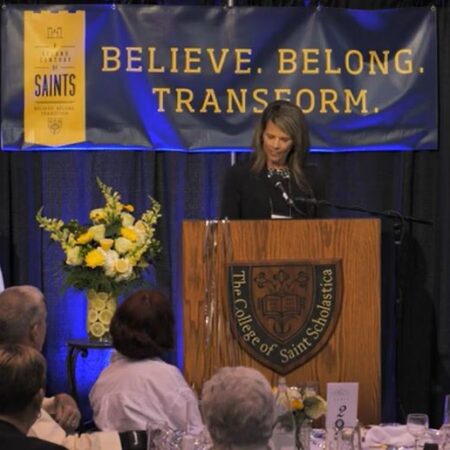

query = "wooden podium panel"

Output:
[[182, 219, 380, 425]]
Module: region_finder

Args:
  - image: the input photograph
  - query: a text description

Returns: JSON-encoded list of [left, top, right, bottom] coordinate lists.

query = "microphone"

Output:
[[274, 181, 295, 207], [294, 196, 318, 205]]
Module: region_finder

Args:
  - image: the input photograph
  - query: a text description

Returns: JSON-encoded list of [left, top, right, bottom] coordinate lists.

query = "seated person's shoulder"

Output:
[[153, 359, 185, 378]]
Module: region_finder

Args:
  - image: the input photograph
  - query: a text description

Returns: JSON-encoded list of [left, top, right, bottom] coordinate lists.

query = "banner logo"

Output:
[[24, 10, 85, 146], [229, 261, 342, 374]]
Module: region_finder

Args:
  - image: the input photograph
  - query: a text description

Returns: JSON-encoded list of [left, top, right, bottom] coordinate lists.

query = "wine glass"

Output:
[[407, 413, 429, 450], [147, 422, 176, 450], [440, 395, 450, 450]]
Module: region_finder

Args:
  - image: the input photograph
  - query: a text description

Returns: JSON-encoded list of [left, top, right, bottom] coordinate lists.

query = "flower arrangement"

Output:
[[274, 383, 327, 432], [36, 178, 161, 295]]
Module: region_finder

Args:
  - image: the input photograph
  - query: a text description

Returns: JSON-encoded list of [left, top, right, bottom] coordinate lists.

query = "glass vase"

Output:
[[296, 419, 312, 450], [86, 289, 117, 342], [272, 427, 296, 450]]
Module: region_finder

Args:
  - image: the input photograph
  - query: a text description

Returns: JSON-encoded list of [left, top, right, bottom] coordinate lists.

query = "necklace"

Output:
[[267, 167, 290, 179]]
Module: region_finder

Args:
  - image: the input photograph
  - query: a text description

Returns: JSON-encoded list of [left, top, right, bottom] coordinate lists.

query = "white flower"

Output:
[[134, 227, 147, 245], [304, 395, 327, 419], [104, 250, 119, 277], [134, 220, 146, 231], [114, 258, 133, 281], [115, 237, 133, 254], [65, 246, 83, 266], [36, 179, 161, 292], [88, 224, 106, 242], [121, 212, 135, 227], [275, 386, 306, 415]]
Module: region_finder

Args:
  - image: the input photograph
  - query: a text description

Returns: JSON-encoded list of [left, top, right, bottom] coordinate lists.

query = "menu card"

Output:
[[325, 382, 359, 429]]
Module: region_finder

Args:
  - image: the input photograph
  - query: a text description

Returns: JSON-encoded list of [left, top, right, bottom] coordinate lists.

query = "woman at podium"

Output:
[[221, 100, 323, 220]]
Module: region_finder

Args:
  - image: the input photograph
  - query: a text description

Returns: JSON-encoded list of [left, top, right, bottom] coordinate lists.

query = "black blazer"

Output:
[[221, 161, 325, 220], [0, 420, 66, 450]]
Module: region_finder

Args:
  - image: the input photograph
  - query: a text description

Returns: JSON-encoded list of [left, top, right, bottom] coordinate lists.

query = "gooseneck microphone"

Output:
[[273, 180, 295, 207], [273, 180, 307, 217]]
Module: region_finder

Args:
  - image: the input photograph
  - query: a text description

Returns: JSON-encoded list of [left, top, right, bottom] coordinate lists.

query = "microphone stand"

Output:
[[295, 196, 433, 422], [296, 197, 433, 226]]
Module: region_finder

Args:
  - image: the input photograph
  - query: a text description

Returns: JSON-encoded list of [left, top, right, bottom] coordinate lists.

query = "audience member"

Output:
[[0, 285, 146, 450], [0, 343, 66, 450], [201, 366, 275, 450], [89, 289, 204, 434]]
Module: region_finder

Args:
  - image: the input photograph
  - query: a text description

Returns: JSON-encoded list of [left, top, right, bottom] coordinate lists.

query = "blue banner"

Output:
[[1, 5, 438, 151]]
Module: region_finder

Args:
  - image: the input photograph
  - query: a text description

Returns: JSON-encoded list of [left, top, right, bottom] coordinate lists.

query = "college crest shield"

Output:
[[228, 260, 343, 374]]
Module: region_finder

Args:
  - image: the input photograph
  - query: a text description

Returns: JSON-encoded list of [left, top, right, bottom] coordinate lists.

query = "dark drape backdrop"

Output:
[[0, 0, 449, 427]]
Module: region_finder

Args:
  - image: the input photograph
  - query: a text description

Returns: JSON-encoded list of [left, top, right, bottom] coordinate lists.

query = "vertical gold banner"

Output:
[[24, 11, 85, 146]]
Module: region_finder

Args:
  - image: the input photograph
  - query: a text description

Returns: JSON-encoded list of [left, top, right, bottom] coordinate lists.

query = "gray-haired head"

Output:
[[0, 286, 47, 351], [201, 366, 275, 448]]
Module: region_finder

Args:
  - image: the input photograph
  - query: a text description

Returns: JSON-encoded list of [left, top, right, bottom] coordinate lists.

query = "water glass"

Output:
[[441, 395, 450, 450], [443, 395, 450, 425], [147, 423, 178, 450], [407, 413, 429, 450], [183, 432, 213, 450]]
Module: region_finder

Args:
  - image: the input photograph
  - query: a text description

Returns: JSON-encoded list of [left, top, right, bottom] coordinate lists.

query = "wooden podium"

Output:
[[182, 218, 381, 425]]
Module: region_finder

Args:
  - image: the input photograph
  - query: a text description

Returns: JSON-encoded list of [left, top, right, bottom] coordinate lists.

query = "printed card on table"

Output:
[[325, 382, 359, 429]]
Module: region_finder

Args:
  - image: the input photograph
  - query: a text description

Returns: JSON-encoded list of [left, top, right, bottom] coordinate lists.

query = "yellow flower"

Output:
[[88, 224, 106, 242], [89, 208, 106, 222], [65, 246, 82, 266], [121, 226, 138, 242], [77, 231, 94, 245], [291, 398, 304, 410], [100, 238, 114, 251], [36, 179, 161, 291], [85, 249, 105, 268], [115, 237, 133, 254]]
